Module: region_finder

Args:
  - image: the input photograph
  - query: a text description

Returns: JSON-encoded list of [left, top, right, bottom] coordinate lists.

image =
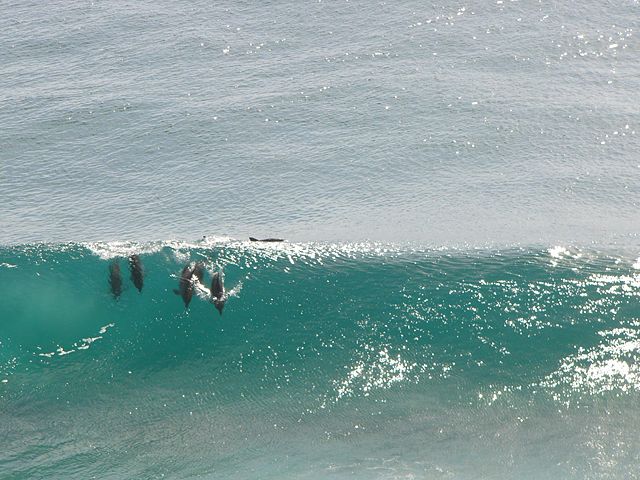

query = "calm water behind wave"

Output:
[[1, 0, 639, 245]]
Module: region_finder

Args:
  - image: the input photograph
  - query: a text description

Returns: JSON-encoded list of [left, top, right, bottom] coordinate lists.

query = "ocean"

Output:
[[1, 0, 640, 478]]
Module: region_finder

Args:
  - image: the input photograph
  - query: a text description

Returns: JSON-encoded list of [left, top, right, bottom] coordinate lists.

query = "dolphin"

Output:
[[211, 271, 225, 314], [128, 254, 144, 292], [249, 237, 284, 242], [109, 260, 122, 299], [174, 265, 195, 309]]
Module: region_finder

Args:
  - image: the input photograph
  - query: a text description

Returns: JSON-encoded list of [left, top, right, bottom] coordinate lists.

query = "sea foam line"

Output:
[[38, 323, 115, 358]]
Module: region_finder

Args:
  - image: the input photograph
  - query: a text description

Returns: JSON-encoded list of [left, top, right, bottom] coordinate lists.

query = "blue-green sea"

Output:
[[1, 0, 640, 478], [2, 242, 640, 478]]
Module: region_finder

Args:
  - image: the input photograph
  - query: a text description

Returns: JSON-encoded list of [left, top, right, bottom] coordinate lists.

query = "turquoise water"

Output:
[[2, 0, 640, 478], [2, 242, 640, 478]]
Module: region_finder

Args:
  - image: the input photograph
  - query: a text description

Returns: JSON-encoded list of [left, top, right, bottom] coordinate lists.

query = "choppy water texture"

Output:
[[2, 241, 640, 479], [2, 0, 640, 479], [1, 0, 639, 244]]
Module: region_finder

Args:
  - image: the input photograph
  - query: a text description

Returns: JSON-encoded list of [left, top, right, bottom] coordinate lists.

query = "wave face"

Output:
[[2, 241, 640, 479]]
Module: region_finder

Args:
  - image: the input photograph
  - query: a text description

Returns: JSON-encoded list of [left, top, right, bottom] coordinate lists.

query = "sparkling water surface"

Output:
[[1, 242, 640, 479], [2, 1, 640, 479]]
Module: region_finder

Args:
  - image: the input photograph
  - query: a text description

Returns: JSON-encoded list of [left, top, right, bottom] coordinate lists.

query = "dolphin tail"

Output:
[[173, 289, 180, 295], [214, 299, 225, 315]]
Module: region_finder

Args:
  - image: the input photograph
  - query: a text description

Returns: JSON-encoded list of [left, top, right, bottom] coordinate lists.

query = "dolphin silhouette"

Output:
[[249, 237, 284, 242], [174, 265, 195, 309], [211, 271, 225, 314], [109, 260, 122, 299], [128, 254, 144, 292]]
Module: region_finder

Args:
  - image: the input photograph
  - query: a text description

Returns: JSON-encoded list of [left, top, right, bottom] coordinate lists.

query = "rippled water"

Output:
[[2, 0, 640, 478], [2, 0, 639, 245]]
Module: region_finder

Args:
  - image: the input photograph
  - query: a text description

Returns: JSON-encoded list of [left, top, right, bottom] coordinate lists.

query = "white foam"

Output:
[[38, 324, 115, 359], [225, 279, 243, 299], [193, 278, 211, 300], [84, 241, 163, 260], [99, 323, 115, 334], [548, 246, 569, 258]]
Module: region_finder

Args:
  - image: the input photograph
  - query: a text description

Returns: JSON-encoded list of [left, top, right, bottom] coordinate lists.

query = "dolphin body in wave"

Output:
[[128, 254, 144, 292], [211, 271, 225, 315], [174, 265, 195, 309], [109, 260, 122, 299], [249, 237, 284, 242]]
